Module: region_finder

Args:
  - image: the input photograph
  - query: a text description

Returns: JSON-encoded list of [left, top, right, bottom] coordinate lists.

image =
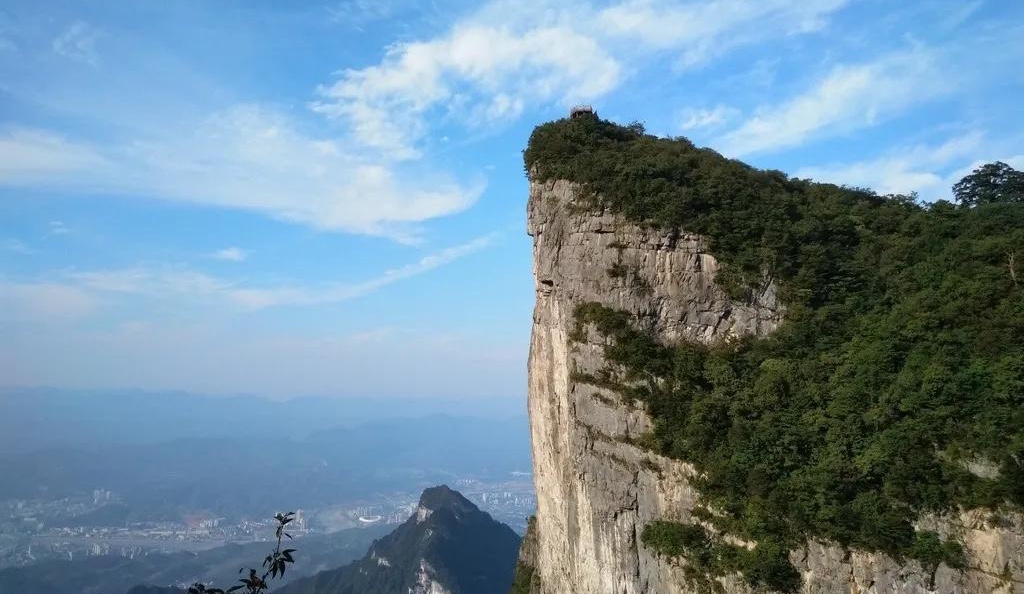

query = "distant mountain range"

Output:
[[0, 388, 525, 455], [0, 524, 389, 594], [0, 414, 530, 520], [278, 486, 521, 594]]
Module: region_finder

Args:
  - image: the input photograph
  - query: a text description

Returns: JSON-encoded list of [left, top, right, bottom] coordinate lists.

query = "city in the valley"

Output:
[[0, 477, 534, 569]]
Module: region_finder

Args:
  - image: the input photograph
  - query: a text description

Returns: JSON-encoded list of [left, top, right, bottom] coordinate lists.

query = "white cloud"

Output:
[[52, 22, 102, 66], [794, 131, 1024, 201], [939, 0, 984, 31], [0, 0, 857, 239], [717, 49, 945, 156], [228, 233, 496, 309], [596, 0, 851, 67], [68, 268, 230, 296], [313, 0, 853, 158], [947, 155, 1024, 191], [679, 105, 739, 132], [313, 21, 621, 157], [1, 239, 32, 254], [0, 106, 482, 242], [212, 247, 248, 262], [0, 130, 108, 182], [56, 233, 495, 311], [48, 220, 70, 235]]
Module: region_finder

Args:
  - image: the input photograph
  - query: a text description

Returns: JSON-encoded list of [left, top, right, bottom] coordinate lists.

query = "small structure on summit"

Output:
[[570, 104, 595, 118]]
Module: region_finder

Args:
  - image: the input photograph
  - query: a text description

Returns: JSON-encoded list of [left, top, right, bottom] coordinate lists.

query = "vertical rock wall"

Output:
[[523, 178, 1024, 594]]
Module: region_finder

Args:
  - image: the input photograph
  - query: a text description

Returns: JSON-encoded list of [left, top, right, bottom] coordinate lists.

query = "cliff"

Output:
[[519, 119, 1024, 593]]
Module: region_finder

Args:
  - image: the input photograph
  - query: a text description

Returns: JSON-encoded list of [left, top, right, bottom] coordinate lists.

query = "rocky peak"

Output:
[[278, 486, 520, 594], [416, 485, 478, 522]]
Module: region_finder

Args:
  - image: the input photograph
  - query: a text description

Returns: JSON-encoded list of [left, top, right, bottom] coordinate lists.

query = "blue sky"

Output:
[[1, 0, 1022, 401]]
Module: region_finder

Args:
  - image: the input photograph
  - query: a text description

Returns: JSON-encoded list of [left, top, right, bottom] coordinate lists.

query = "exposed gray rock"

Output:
[[523, 178, 1024, 594]]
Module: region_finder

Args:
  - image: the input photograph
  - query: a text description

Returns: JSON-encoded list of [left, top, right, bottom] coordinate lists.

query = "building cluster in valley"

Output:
[[0, 476, 536, 569]]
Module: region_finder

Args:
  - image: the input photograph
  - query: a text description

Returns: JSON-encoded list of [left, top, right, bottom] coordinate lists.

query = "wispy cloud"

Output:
[[679, 105, 739, 132], [0, 106, 482, 242], [51, 233, 496, 312], [716, 48, 945, 156], [939, 0, 984, 31], [0, 130, 108, 182], [211, 247, 248, 262], [595, 0, 851, 68], [795, 131, 1024, 201], [1, 239, 33, 254], [948, 155, 1024, 188], [48, 220, 70, 235], [0, 0, 857, 240], [52, 22, 102, 66], [314, 0, 852, 158], [68, 268, 230, 296], [313, 21, 621, 157], [229, 233, 497, 309], [326, 0, 401, 27]]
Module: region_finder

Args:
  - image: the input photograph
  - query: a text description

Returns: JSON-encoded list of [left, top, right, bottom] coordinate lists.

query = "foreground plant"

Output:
[[188, 511, 297, 594]]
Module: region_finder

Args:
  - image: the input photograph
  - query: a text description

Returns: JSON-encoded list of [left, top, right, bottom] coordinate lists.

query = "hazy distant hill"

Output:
[[0, 388, 524, 455], [0, 415, 530, 520], [0, 524, 389, 594], [278, 486, 521, 594]]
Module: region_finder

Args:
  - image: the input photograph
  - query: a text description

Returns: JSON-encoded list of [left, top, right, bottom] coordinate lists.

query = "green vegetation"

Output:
[[509, 516, 539, 594], [607, 261, 629, 278], [529, 116, 1024, 591], [907, 531, 967, 575], [953, 161, 1024, 207], [508, 563, 535, 594], [641, 520, 799, 593], [188, 512, 298, 594]]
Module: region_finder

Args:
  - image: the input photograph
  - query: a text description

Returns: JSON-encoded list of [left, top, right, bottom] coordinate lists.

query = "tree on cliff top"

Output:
[[528, 116, 1024, 592], [953, 161, 1024, 207]]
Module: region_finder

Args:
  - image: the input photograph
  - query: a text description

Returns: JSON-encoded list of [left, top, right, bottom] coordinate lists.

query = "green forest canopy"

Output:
[[526, 115, 1024, 591]]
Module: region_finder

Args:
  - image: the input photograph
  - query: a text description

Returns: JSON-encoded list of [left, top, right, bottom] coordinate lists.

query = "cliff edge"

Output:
[[519, 117, 1024, 593]]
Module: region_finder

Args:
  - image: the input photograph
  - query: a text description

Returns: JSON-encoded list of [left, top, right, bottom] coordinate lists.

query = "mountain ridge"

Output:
[[279, 485, 520, 594]]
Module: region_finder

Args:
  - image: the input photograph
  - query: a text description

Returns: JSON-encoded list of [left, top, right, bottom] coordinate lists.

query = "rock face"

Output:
[[522, 178, 1024, 594]]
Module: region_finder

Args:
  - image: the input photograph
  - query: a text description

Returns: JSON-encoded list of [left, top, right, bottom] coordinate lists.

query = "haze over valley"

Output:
[[2, 0, 1022, 593], [0, 389, 533, 590]]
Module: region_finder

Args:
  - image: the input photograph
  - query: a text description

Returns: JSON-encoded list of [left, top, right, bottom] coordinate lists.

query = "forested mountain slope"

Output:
[[517, 115, 1024, 593]]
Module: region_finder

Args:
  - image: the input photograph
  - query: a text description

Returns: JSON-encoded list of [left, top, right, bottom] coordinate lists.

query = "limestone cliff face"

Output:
[[523, 178, 1024, 594]]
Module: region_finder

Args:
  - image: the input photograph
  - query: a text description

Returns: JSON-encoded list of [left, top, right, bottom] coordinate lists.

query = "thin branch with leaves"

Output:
[[187, 511, 297, 594]]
